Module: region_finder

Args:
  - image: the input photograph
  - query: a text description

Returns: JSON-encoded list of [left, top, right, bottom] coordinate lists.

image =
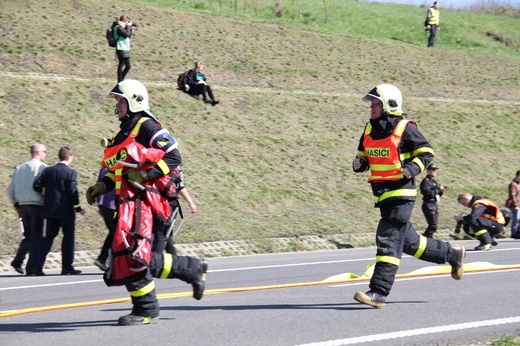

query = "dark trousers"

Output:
[[370, 200, 450, 296], [33, 217, 76, 270], [428, 25, 438, 47], [97, 206, 117, 263], [188, 83, 215, 102], [12, 205, 44, 269], [117, 52, 131, 82], [466, 217, 504, 245], [421, 202, 438, 237]]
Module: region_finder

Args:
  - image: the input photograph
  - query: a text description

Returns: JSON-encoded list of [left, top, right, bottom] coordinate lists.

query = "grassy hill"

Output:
[[0, 0, 519, 257]]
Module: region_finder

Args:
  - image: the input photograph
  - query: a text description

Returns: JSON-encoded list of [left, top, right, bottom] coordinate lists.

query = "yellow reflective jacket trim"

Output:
[[413, 235, 427, 258], [365, 120, 410, 182], [471, 198, 506, 224], [105, 171, 116, 183], [376, 255, 401, 266], [160, 253, 173, 279], [375, 188, 417, 204], [129, 280, 156, 297], [156, 159, 171, 175], [474, 229, 488, 237]]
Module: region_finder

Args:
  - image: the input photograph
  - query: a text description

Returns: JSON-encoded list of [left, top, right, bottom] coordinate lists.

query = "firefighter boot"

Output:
[[354, 290, 387, 308], [171, 255, 208, 300], [118, 313, 157, 326], [448, 244, 465, 280]]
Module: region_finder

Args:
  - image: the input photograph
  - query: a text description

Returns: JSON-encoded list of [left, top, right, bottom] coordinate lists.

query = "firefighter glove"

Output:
[[86, 182, 106, 205], [127, 168, 148, 184]]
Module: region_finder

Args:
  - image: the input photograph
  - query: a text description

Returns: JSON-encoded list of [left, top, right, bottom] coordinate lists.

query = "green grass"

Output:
[[0, 0, 519, 257]]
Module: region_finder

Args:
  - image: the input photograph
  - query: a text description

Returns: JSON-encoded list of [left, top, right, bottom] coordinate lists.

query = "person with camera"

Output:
[[419, 163, 446, 238], [454, 192, 506, 250], [112, 15, 136, 82], [351, 84, 465, 308]]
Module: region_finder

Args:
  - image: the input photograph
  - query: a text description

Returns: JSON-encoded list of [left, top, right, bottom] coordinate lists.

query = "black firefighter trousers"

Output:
[[370, 200, 453, 296]]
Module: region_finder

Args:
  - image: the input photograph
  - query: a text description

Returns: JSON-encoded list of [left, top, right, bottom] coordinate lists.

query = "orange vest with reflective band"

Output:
[[363, 120, 411, 182], [102, 117, 149, 195], [472, 198, 506, 225]]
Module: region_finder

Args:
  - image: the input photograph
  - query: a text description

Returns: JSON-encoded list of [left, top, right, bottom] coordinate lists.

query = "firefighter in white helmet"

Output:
[[86, 79, 207, 325], [351, 84, 465, 308]]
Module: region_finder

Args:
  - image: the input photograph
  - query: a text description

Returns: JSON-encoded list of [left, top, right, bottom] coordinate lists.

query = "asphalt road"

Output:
[[1, 239, 520, 346]]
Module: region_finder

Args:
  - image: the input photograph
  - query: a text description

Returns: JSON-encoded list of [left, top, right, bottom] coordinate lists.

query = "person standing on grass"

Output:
[[351, 83, 465, 308], [7, 143, 47, 275], [425, 2, 440, 48], [113, 15, 134, 82]]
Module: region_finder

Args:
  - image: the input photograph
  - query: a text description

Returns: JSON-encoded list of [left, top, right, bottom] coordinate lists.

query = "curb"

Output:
[[0, 230, 460, 274]]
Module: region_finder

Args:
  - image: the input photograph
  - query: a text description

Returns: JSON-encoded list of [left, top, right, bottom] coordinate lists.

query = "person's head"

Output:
[[427, 163, 439, 177], [433, 2, 439, 8], [515, 170, 520, 179], [457, 192, 472, 207], [30, 143, 47, 161], [109, 79, 150, 120], [195, 61, 204, 71], [362, 84, 403, 119], [58, 146, 74, 163]]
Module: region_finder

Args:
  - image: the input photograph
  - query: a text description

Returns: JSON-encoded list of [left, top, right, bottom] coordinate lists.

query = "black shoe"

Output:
[[474, 243, 492, 251], [11, 263, 24, 275], [61, 268, 82, 275], [210, 100, 219, 106], [192, 259, 208, 300], [94, 259, 108, 272], [491, 239, 498, 246], [204, 99, 212, 104], [118, 313, 158, 326], [448, 244, 465, 280], [26, 268, 45, 276], [354, 290, 387, 308], [422, 232, 433, 239]]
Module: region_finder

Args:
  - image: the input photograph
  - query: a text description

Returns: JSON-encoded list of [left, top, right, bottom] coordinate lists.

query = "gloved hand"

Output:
[[352, 156, 363, 170], [86, 182, 106, 205], [127, 168, 148, 184]]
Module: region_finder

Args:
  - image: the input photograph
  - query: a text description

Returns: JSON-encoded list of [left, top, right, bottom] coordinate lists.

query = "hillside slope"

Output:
[[0, 0, 519, 256]]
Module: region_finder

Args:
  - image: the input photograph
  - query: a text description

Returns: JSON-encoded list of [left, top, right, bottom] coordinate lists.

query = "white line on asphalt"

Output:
[[294, 316, 520, 345]]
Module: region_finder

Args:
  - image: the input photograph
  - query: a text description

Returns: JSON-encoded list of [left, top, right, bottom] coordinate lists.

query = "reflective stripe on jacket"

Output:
[[472, 198, 506, 225], [364, 120, 410, 182], [102, 117, 148, 194]]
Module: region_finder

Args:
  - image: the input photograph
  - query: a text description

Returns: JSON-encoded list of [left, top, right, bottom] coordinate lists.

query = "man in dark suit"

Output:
[[33, 146, 86, 275]]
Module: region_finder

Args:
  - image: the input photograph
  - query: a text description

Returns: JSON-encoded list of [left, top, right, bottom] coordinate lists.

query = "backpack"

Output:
[[106, 25, 117, 48], [176, 69, 192, 93]]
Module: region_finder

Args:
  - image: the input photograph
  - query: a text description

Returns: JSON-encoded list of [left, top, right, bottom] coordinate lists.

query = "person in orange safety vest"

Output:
[[351, 84, 465, 308]]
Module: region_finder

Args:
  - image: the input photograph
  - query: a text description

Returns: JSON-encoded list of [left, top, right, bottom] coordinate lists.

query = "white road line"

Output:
[[295, 316, 520, 345]]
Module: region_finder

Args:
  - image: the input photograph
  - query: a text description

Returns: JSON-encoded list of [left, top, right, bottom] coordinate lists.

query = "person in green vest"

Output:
[[425, 2, 440, 48], [113, 15, 135, 82]]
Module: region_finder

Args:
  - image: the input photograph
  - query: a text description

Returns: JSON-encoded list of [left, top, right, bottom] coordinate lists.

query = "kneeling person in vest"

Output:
[[86, 79, 207, 326], [454, 193, 506, 251], [351, 84, 465, 308]]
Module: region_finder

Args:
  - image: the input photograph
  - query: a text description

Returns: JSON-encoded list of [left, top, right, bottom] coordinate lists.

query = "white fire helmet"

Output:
[[362, 84, 403, 116], [110, 79, 150, 113]]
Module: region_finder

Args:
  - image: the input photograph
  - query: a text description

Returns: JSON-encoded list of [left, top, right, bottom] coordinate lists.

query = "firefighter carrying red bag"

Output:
[[86, 79, 207, 326]]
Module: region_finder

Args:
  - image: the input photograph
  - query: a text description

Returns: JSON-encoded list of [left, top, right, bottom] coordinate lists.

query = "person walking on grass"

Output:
[[425, 1, 440, 48]]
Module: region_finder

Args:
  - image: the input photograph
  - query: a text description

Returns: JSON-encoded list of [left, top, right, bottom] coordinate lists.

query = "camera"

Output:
[[130, 22, 138, 27]]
